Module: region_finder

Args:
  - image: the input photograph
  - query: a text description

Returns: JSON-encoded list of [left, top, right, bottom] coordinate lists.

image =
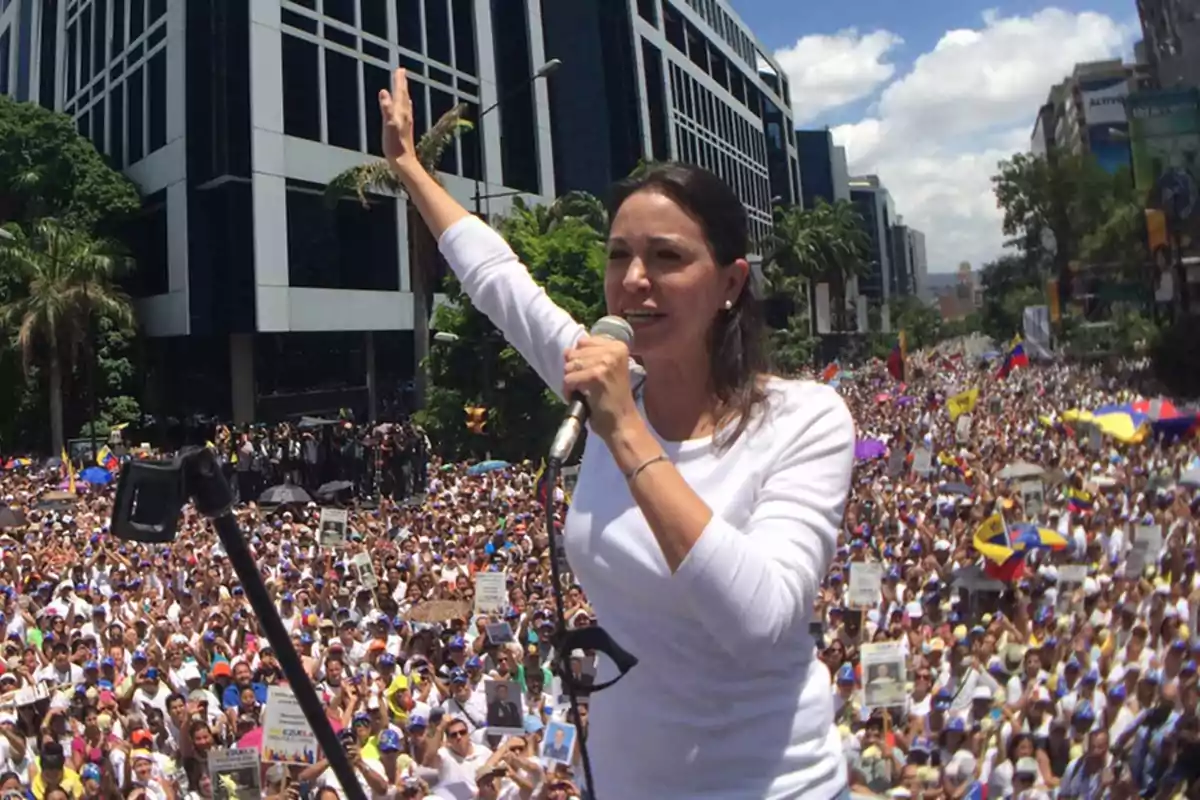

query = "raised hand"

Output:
[[379, 68, 417, 168]]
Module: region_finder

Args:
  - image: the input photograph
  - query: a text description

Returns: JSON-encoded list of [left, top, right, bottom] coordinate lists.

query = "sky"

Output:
[[731, 0, 1142, 272]]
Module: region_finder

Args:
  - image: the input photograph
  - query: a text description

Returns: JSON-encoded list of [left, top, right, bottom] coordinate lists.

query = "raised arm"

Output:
[[381, 68, 584, 397]]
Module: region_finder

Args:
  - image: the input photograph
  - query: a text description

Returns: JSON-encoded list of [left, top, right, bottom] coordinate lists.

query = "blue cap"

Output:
[[100, 657, 115, 668], [300, 633, 314, 645], [407, 715, 428, 730], [449, 636, 466, 650], [524, 715, 545, 734], [378, 654, 396, 667], [449, 668, 468, 684], [97, 680, 114, 691], [132, 650, 148, 662], [1109, 684, 1127, 701], [352, 712, 371, 725], [836, 664, 855, 684], [465, 656, 481, 669], [84, 661, 98, 672], [144, 667, 159, 680], [282, 593, 294, 602], [1082, 669, 1099, 684], [911, 736, 932, 753], [81, 764, 101, 782], [378, 729, 401, 751], [946, 717, 966, 732], [1073, 701, 1095, 721]]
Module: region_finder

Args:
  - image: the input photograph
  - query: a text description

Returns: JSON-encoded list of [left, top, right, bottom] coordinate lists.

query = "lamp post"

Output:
[[473, 59, 562, 217]]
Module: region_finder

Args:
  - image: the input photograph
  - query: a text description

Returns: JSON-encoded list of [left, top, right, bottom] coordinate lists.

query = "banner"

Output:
[[947, 389, 979, 422], [1022, 305, 1052, 359], [1082, 78, 1130, 127]]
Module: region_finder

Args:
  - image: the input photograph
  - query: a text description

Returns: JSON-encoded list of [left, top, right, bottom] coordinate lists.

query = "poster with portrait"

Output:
[[352, 552, 379, 590], [485, 622, 515, 645], [861, 641, 906, 711], [847, 562, 883, 610], [911, 447, 933, 477], [208, 747, 262, 800], [1019, 481, 1045, 517], [540, 720, 577, 765], [483, 679, 525, 736], [318, 508, 348, 548], [1056, 565, 1088, 614], [474, 572, 507, 615]]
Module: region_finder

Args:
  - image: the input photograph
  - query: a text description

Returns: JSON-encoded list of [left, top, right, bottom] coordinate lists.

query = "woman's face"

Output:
[[604, 190, 746, 366]]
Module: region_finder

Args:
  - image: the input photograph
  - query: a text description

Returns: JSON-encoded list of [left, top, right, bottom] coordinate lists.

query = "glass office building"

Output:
[[5, 0, 793, 421]]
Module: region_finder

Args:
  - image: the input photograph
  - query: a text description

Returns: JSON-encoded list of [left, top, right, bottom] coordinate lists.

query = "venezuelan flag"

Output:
[[996, 341, 1029, 380], [1067, 488, 1093, 514], [1008, 522, 1068, 553], [533, 460, 550, 506], [887, 331, 907, 382], [96, 445, 119, 472], [947, 388, 979, 422], [973, 514, 1013, 564]]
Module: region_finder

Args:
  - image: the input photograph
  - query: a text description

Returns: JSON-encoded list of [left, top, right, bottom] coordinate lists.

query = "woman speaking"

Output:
[[377, 70, 855, 799]]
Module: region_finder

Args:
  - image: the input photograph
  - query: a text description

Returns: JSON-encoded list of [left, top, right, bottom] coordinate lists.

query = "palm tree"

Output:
[[326, 104, 474, 409], [0, 219, 134, 453]]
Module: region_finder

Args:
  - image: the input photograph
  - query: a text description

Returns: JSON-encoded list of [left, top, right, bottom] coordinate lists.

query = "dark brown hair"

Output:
[[607, 162, 769, 448]]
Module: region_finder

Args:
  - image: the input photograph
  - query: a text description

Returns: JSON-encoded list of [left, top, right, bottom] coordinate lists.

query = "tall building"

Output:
[[889, 221, 927, 301], [4, 0, 797, 422], [1033, 60, 1149, 172], [1138, 0, 1200, 89], [795, 129, 850, 207], [541, 0, 798, 252], [849, 175, 895, 313]]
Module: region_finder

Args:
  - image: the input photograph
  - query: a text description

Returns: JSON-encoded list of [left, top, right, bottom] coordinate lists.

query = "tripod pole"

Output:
[[211, 510, 368, 800]]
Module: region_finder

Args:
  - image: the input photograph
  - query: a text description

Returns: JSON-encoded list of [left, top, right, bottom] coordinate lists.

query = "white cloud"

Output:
[[775, 29, 903, 123], [815, 8, 1138, 272]]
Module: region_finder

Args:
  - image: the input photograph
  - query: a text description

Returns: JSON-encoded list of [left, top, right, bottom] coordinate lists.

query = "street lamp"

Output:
[[473, 59, 562, 217]]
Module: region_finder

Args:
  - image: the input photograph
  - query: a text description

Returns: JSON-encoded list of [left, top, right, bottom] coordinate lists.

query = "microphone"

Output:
[[548, 316, 635, 464]]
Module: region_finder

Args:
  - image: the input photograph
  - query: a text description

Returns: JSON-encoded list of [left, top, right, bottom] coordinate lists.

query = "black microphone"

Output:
[[547, 316, 635, 463]]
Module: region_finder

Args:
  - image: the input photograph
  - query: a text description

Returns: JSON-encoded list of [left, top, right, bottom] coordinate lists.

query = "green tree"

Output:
[[889, 295, 943, 350], [0, 94, 141, 231], [0, 220, 134, 453], [763, 199, 869, 334], [326, 104, 473, 409], [768, 317, 816, 375], [421, 198, 607, 459], [978, 254, 1044, 341]]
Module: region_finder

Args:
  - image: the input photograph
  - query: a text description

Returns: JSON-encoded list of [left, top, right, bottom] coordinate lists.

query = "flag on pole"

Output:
[[996, 339, 1029, 380], [96, 445, 119, 472], [61, 447, 75, 493], [886, 331, 907, 382]]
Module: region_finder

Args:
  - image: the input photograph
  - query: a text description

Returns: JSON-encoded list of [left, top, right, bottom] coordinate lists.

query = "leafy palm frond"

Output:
[[324, 104, 474, 209]]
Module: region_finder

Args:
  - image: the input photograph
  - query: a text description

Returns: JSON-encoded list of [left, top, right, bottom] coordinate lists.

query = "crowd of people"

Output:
[[0, 342, 1196, 800]]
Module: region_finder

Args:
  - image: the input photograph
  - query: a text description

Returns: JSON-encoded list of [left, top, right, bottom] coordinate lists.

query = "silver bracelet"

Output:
[[625, 454, 669, 484]]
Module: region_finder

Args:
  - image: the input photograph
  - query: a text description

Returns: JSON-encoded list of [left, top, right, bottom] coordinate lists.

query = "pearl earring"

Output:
[[723, 299, 733, 311]]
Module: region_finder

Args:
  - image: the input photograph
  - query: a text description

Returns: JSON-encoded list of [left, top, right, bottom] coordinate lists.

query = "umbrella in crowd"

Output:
[[466, 459, 510, 476], [997, 460, 1044, 480], [79, 466, 114, 485], [258, 482, 313, 505]]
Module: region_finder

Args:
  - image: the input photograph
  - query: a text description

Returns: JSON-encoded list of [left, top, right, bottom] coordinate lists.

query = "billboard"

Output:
[[1088, 124, 1132, 174], [1081, 79, 1130, 127]]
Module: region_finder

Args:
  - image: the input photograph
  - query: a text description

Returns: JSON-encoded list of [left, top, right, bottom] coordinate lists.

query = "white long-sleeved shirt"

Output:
[[439, 215, 854, 799]]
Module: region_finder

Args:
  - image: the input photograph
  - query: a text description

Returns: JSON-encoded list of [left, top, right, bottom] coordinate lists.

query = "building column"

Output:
[[230, 334, 256, 424], [365, 331, 378, 422]]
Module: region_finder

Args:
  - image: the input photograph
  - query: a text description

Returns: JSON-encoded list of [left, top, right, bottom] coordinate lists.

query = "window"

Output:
[[323, 0, 355, 26], [109, 81, 124, 165], [429, 88, 457, 172], [124, 190, 169, 297], [66, 24, 76, 97], [324, 25, 354, 48], [0, 31, 10, 95], [451, 0, 476, 75], [81, 6, 92, 87], [637, 0, 657, 25], [325, 48, 360, 150], [93, 0, 107, 77], [395, 0, 422, 52], [286, 183, 400, 291], [112, 0, 125, 53], [39, 0, 60, 110], [663, 1, 685, 51], [363, 63, 389, 156], [129, 0, 144, 41], [361, 0, 387, 38], [408, 79, 429, 139], [641, 40, 668, 163], [710, 49, 728, 90], [282, 8, 318, 33], [92, 96, 106, 154], [128, 66, 144, 162], [460, 100, 480, 180], [148, 49, 166, 152], [425, 0, 451, 65], [148, 0, 164, 23], [685, 22, 707, 72], [282, 34, 320, 141]]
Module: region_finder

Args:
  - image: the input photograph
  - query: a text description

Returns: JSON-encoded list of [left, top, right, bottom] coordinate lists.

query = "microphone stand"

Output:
[[114, 448, 368, 800]]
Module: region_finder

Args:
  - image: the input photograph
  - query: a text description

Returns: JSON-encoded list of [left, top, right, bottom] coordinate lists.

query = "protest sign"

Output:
[[262, 685, 319, 765]]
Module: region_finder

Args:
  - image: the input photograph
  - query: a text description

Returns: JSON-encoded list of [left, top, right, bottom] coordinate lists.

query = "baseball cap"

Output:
[[378, 730, 401, 752]]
